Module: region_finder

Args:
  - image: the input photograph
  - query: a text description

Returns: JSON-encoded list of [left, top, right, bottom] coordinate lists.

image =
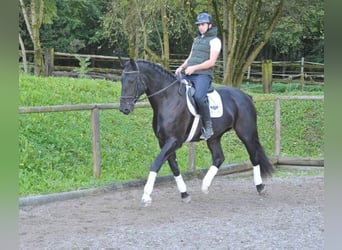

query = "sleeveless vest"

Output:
[[187, 27, 218, 76]]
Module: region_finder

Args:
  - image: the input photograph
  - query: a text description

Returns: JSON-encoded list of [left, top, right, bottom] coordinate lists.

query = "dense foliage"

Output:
[[19, 75, 324, 196], [20, 0, 324, 62]]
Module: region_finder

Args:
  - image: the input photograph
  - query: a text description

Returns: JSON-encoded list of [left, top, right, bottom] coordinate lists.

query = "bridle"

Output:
[[120, 70, 142, 103], [120, 62, 180, 103]]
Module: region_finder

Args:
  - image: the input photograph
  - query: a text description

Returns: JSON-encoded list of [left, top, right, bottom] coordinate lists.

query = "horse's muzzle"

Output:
[[120, 107, 132, 115], [119, 101, 134, 115]]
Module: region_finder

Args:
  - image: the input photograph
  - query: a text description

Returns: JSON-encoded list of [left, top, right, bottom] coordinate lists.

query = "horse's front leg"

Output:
[[141, 138, 179, 206], [202, 138, 225, 194], [167, 152, 191, 203]]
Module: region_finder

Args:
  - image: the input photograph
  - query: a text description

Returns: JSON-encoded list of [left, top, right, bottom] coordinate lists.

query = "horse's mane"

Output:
[[136, 60, 176, 82]]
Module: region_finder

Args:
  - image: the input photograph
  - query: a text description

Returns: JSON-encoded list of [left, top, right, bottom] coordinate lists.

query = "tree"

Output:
[[102, 0, 140, 58], [19, 33, 28, 73], [102, 0, 193, 66], [265, 0, 324, 62], [20, 0, 322, 80], [104, 0, 285, 87], [19, 0, 57, 76], [217, 0, 285, 88], [159, 1, 170, 67], [40, 0, 109, 55]]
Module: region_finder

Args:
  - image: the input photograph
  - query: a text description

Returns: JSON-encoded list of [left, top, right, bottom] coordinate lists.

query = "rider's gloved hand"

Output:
[[175, 66, 184, 76]]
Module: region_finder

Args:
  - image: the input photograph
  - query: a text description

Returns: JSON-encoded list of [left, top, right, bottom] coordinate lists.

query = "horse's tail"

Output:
[[255, 139, 274, 177]]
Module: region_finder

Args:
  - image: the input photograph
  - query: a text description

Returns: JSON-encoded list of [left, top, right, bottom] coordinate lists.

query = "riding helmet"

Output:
[[195, 12, 212, 24]]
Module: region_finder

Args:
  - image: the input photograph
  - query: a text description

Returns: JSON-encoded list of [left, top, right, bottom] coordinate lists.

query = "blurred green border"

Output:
[[0, 0, 19, 249], [324, 0, 342, 248]]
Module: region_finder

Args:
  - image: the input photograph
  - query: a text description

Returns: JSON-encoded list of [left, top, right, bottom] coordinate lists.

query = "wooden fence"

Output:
[[19, 96, 324, 177], [20, 50, 324, 85]]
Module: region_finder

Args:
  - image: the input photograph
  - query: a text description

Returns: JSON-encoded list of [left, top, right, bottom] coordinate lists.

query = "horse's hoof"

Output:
[[201, 186, 209, 194], [141, 194, 152, 207], [181, 192, 191, 203], [140, 199, 152, 207], [256, 184, 266, 194]]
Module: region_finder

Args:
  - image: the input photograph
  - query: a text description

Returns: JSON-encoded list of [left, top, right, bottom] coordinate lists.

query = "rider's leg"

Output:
[[184, 74, 213, 140], [198, 97, 213, 140], [191, 75, 213, 140]]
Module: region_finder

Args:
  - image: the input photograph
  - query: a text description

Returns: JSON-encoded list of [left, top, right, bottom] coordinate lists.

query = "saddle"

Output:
[[182, 79, 223, 118]]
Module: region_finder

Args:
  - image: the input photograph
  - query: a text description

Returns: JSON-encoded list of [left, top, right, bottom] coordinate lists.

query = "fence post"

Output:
[[300, 57, 305, 91], [188, 142, 196, 172], [274, 98, 281, 158], [247, 65, 251, 79], [43, 48, 54, 77], [262, 59, 272, 93], [91, 108, 101, 177]]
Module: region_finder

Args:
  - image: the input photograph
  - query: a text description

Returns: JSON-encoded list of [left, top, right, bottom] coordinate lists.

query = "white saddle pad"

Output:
[[207, 90, 223, 118], [185, 83, 223, 118]]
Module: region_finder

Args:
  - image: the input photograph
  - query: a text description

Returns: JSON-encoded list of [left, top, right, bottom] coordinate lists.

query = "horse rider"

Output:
[[175, 12, 222, 140]]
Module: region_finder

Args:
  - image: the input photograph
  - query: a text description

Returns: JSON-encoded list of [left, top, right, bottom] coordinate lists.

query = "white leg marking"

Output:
[[201, 165, 218, 194], [142, 171, 157, 205], [174, 174, 187, 193], [253, 165, 262, 185]]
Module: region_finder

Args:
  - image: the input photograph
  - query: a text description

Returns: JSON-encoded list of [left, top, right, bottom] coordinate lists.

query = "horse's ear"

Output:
[[129, 58, 139, 71], [118, 57, 136, 70], [118, 56, 125, 68], [129, 58, 135, 67]]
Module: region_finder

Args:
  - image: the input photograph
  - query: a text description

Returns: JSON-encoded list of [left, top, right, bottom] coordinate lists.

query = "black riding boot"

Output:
[[199, 104, 213, 140]]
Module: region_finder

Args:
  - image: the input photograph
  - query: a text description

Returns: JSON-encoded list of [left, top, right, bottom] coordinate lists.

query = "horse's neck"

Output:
[[148, 83, 186, 117], [138, 63, 183, 107], [143, 70, 177, 96]]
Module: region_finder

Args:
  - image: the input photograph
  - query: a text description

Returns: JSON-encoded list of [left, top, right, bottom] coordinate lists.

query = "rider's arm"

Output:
[[176, 52, 192, 75]]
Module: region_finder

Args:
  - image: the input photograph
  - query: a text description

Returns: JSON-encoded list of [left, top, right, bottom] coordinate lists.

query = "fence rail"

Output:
[[20, 50, 324, 84], [19, 96, 324, 177]]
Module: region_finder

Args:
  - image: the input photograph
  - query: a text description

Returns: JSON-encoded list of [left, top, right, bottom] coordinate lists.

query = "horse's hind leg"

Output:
[[234, 121, 273, 194], [167, 153, 191, 203], [202, 138, 225, 194]]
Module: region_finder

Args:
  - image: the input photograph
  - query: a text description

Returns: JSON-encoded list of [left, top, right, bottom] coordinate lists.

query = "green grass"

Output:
[[242, 81, 324, 94], [19, 75, 324, 196]]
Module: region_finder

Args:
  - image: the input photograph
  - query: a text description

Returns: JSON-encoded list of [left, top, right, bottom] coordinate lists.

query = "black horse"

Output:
[[119, 59, 273, 206]]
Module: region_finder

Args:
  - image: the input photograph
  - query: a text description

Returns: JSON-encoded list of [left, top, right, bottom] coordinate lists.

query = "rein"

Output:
[[137, 78, 179, 102], [121, 66, 180, 102]]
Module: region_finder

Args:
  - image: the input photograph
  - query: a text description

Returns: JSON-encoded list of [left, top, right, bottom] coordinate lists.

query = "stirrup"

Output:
[[200, 127, 213, 140]]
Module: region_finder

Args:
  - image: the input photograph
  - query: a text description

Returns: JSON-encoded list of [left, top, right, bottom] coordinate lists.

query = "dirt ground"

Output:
[[19, 169, 324, 249]]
